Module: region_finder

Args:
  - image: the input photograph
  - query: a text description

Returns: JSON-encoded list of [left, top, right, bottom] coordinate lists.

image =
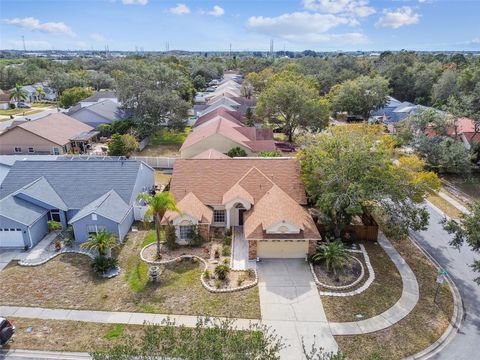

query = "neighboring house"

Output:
[[0, 90, 10, 110], [194, 108, 245, 129], [12, 83, 57, 103], [426, 117, 480, 150], [68, 99, 126, 128], [0, 159, 154, 249], [370, 97, 421, 133], [192, 148, 231, 159], [180, 118, 276, 158], [78, 90, 118, 108], [0, 113, 98, 155], [162, 158, 321, 259]]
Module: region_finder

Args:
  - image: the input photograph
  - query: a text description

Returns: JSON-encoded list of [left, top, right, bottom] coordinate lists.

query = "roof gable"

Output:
[[69, 190, 130, 224], [14, 177, 67, 211]]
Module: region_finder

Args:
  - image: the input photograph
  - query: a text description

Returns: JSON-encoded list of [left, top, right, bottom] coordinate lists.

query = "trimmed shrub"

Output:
[[214, 264, 230, 280], [91, 256, 118, 274]]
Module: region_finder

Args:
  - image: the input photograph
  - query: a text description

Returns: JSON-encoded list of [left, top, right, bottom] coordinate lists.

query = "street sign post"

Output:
[[434, 269, 448, 304]]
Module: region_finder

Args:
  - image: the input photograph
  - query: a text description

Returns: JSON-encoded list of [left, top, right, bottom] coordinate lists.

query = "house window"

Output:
[[179, 225, 194, 240], [213, 209, 226, 223], [28, 147, 34, 153], [52, 147, 60, 155], [86, 225, 106, 236], [47, 210, 61, 223], [14, 147, 22, 153]]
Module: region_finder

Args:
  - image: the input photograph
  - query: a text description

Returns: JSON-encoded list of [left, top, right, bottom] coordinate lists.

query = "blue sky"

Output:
[[0, 0, 479, 51]]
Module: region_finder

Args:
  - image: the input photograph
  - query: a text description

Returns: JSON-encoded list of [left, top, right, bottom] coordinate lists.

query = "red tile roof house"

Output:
[[162, 158, 321, 259], [0, 113, 98, 155], [425, 117, 480, 150], [180, 117, 276, 158]]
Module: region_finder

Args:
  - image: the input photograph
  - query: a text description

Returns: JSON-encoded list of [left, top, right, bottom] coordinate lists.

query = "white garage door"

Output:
[[257, 240, 308, 259], [0, 228, 24, 248]]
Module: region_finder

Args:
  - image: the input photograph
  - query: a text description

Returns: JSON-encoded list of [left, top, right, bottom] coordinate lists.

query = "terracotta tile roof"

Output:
[[162, 192, 213, 224], [11, 113, 94, 146], [222, 183, 254, 205], [192, 148, 231, 159], [170, 158, 307, 205], [182, 118, 275, 153], [194, 113, 244, 128], [243, 185, 320, 240], [194, 108, 245, 128], [0, 90, 10, 102]]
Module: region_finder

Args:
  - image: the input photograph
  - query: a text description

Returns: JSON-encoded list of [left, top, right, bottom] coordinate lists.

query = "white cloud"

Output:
[[122, 0, 148, 5], [8, 40, 51, 50], [286, 32, 368, 44], [303, 0, 376, 18], [90, 33, 105, 42], [376, 7, 420, 29], [207, 5, 225, 17], [247, 12, 357, 37], [2, 17, 75, 37], [168, 3, 190, 15]]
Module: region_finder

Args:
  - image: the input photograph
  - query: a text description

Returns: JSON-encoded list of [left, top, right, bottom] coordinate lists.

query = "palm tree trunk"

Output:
[[155, 214, 162, 257]]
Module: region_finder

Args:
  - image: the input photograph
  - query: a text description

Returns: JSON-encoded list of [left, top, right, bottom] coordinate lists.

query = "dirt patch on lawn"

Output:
[[335, 238, 454, 360], [0, 230, 261, 319]]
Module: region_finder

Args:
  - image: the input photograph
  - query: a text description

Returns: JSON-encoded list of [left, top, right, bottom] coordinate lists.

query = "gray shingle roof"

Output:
[[0, 194, 47, 226], [81, 91, 117, 103], [69, 100, 125, 122], [69, 190, 130, 224], [15, 177, 68, 211], [0, 160, 146, 209]]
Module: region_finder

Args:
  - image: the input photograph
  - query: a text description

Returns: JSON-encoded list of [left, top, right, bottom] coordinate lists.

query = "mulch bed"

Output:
[[205, 270, 256, 290], [143, 243, 211, 262], [313, 255, 362, 287]]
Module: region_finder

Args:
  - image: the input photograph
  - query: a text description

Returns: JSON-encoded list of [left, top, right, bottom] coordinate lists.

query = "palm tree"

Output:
[[137, 191, 180, 257], [311, 240, 349, 275], [35, 86, 45, 101], [80, 229, 118, 257], [9, 83, 28, 103]]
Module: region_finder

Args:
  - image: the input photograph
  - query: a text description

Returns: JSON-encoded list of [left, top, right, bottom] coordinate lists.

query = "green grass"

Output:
[[127, 259, 149, 293], [0, 108, 44, 116], [149, 127, 191, 146], [32, 102, 55, 108], [104, 324, 125, 340], [142, 230, 160, 247]]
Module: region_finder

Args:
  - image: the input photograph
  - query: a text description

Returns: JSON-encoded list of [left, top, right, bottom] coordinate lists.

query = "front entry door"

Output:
[[238, 209, 246, 226]]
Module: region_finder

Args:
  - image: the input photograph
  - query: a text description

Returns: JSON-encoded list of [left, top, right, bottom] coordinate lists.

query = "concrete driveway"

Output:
[[0, 249, 26, 271], [257, 259, 337, 359]]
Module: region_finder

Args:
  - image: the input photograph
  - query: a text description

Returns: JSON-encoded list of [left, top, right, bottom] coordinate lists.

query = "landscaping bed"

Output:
[[142, 242, 210, 262], [313, 254, 364, 288], [321, 241, 402, 321], [334, 237, 454, 360], [0, 229, 261, 319]]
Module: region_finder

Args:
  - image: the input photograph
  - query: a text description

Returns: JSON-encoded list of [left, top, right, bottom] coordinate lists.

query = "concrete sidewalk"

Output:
[[0, 306, 259, 330], [329, 234, 419, 335]]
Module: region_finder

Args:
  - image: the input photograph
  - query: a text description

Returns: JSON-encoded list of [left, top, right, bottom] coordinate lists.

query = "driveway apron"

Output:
[[257, 259, 338, 359]]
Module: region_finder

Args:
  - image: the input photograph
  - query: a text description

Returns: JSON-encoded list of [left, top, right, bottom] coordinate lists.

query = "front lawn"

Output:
[[0, 229, 261, 319], [334, 237, 454, 360], [321, 241, 402, 321], [427, 192, 462, 219]]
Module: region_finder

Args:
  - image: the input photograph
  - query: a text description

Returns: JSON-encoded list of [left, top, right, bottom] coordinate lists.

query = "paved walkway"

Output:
[[0, 306, 258, 330], [257, 259, 338, 359], [329, 233, 419, 335], [1, 349, 91, 359], [22, 232, 59, 263], [0, 250, 26, 272], [231, 226, 255, 270]]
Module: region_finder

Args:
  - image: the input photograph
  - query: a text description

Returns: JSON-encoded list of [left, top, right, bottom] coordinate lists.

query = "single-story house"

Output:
[[180, 118, 276, 158], [194, 108, 245, 129], [78, 91, 118, 108], [0, 113, 98, 155], [426, 117, 480, 150], [68, 99, 126, 128], [11, 83, 57, 102], [0, 90, 10, 110], [0, 159, 154, 249], [162, 158, 321, 259]]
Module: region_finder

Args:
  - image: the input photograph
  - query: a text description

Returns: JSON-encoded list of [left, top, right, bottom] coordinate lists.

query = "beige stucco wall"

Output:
[[181, 133, 253, 158], [0, 127, 67, 155]]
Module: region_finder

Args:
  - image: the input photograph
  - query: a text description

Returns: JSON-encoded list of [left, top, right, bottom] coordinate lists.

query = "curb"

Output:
[[406, 232, 464, 360]]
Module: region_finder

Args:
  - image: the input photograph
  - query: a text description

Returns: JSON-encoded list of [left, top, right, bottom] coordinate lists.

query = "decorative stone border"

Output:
[[18, 249, 95, 267], [140, 243, 258, 293], [310, 255, 365, 290], [311, 244, 376, 297]]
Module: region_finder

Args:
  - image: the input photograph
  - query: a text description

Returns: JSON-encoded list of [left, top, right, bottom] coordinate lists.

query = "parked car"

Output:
[[275, 142, 296, 152], [17, 102, 31, 109], [0, 317, 15, 346], [346, 115, 364, 123]]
